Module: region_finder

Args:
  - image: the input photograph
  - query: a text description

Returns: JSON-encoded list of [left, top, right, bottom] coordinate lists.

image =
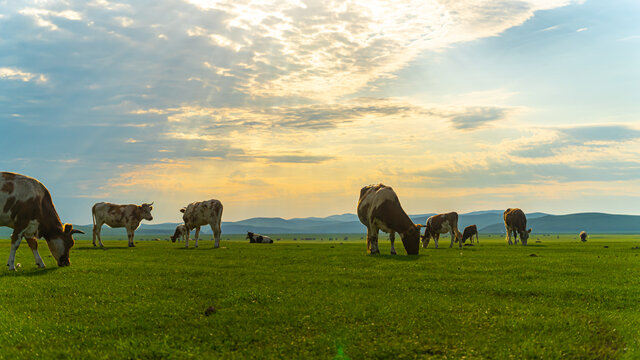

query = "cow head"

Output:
[[401, 224, 423, 255], [420, 224, 432, 248], [141, 202, 154, 221], [519, 228, 532, 245], [46, 224, 84, 267]]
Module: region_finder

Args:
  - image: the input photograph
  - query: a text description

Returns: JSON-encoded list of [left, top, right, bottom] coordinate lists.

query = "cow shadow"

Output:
[[74, 246, 132, 251], [0, 266, 59, 277], [374, 254, 421, 261]]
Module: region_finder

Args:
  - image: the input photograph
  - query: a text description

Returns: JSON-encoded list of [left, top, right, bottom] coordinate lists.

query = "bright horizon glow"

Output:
[[1, 0, 639, 223]]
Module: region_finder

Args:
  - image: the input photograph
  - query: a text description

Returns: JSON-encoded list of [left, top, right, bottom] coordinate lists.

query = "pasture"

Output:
[[1, 234, 640, 359]]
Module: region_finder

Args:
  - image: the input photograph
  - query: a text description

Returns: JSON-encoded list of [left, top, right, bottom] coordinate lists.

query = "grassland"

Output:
[[1, 234, 640, 359]]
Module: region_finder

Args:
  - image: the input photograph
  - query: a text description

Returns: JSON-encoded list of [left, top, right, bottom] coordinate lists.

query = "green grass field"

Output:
[[1, 234, 640, 359]]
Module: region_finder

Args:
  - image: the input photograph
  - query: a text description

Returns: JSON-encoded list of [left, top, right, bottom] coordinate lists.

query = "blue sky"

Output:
[[1, 0, 639, 224]]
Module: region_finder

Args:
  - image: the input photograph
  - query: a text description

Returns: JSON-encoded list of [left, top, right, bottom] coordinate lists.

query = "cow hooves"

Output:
[[390, 251, 397, 255]]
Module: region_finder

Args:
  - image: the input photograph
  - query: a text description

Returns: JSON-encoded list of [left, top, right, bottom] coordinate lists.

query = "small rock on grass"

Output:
[[204, 306, 216, 316], [529, 254, 538, 257]]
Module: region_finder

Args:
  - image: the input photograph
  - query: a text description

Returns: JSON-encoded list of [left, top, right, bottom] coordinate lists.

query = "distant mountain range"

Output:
[[2, 211, 639, 239]]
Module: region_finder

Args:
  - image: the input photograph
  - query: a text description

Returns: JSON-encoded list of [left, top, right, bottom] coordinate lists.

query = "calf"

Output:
[[504, 208, 531, 245], [0, 172, 84, 270], [246, 232, 274, 244], [92, 202, 153, 247], [357, 184, 424, 255], [180, 199, 223, 248], [422, 212, 463, 249], [579, 231, 588, 242], [461, 224, 479, 244], [171, 224, 188, 243]]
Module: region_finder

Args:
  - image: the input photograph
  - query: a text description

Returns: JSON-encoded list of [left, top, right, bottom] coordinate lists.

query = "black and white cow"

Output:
[[180, 199, 223, 248], [422, 212, 463, 249], [246, 232, 274, 244], [357, 184, 424, 255], [504, 208, 531, 245], [0, 172, 84, 270], [92, 202, 153, 247], [170, 224, 188, 243]]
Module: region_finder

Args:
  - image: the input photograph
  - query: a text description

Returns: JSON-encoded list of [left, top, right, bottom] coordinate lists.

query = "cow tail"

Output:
[[91, 204, 97, 228]]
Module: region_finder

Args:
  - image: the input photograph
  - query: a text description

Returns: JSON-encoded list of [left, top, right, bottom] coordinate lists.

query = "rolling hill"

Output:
[[2, 211, 638, 239]]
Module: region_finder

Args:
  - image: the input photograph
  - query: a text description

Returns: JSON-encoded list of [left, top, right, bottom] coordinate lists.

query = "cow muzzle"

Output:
[[57, 257, 71, 267]]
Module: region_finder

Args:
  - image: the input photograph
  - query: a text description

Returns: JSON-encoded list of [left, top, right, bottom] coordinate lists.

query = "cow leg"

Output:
[[26, 238, 46, 268], [212, 223, 221, 249], [127, 228, 135, 247], [506, 226, 512, 245], [513, 230, 519, 245], [185, 229, 190, 248], [194, 226, 200, 248], [389, 232, 397, 255], [450, 231, 455, 248], [7, 231, 23, 271], [94, 222, 105, 247], [366, 227, 379, 254], [434, 234, 440, 249]]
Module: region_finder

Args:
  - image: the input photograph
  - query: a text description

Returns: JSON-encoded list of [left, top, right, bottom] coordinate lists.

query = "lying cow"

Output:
[[357, 183, 424, 255], [1, 172, 84, 270], [461, 224, 479, 244], [170, 224, 188, 243], [92, 202, 153, 247], [504, 208, 531, 245], [180, 199, 223, 248], [422, 212, 463, 249], [246, 232, 274, 244], [579, 231, 588, 242]]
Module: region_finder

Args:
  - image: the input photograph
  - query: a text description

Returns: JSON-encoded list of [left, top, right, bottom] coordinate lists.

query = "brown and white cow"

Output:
[[504, 208, 531, 245], [0, 172, 84, 270], [92, 202, 153, 247], [357, 184, 424, 255], [461, 224, 479, 244], [422, 212, 463, 249], [246, 231, 274, 244], [180, 199, 223, 248], [579, 231, 588, 242], [170, 224, 188, 243]]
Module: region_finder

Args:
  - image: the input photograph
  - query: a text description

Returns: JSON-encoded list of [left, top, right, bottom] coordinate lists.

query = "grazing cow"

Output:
[[180, 199, 223, 248], [461, 224, 479, 244], [92, 202, 154, 247], [357, 184, 424, 255], [246, 231, 274, 244], [0, 172, 84, 270], [422, 212, 463, 249], [504, 208, 531, 245], [579, 231, 588, 242], [170, 224, 188, 243]]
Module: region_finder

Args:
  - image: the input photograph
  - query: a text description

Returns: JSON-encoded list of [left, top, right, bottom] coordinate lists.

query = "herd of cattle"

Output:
[[1, 172, 585, 270]]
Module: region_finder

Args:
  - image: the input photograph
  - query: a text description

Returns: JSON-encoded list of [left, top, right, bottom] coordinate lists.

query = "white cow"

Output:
[[180, 199, 223, 248], [92, 202, 153, 247]]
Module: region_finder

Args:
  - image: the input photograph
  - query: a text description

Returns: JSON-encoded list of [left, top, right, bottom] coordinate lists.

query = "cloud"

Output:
[[0, 67, 48, 83], [446, 107, 510, 130], [576, 27, 588, 32]]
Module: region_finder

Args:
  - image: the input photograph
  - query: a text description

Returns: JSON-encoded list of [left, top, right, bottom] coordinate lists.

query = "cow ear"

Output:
[[64, 224, 73, 234], [527, 228, 532, 233], [180, 208, 186, 213]]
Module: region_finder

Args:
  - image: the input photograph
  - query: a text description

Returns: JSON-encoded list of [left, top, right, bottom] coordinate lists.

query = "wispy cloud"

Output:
[[576, 27, 588, 32], [0, 67, 47, 83]]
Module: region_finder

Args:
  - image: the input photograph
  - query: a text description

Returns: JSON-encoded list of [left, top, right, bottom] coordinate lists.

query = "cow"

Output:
[[0, 172, 84, 270], [579, 231, 588, 242], [92, 202, 154, 247], [421, 212, 463, 249], [504, 208, 531, 245], [357, 184, 424, 255], [246, 231, 274, 244], [461, 224, 479, 244], [170, 224, 188, 243], [180, 199, 223, 248]]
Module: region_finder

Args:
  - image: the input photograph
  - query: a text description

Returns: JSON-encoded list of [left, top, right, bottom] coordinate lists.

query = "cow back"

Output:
[[504, 208, 527, 231]]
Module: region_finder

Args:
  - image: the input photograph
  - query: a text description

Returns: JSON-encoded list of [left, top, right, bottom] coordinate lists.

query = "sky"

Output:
[[1, 0, 639, 224]]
